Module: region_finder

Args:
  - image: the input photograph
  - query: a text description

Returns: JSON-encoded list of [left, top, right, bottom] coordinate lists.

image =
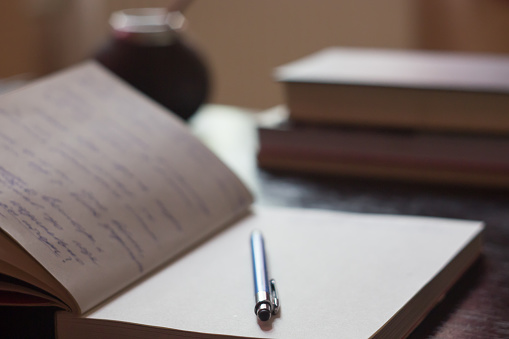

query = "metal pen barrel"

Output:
[[250, 230, 272, 321]]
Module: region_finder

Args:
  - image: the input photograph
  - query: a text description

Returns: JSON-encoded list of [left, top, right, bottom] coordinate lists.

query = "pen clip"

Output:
[[270, 279, 280, 314]]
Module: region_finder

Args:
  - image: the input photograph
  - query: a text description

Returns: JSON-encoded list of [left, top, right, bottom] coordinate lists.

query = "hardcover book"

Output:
[[257, 106, 509, 188], [275, 47, 509, 133]]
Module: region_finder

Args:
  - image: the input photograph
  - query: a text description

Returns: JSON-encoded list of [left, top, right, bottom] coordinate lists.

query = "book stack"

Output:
[[257, 47, 509, 188]]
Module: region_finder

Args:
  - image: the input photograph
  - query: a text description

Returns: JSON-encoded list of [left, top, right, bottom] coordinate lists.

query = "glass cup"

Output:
[[96, 8, 209, 120]]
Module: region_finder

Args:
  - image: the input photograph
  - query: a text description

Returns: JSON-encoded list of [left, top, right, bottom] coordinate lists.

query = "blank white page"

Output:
[[80, 206, 483, 338]]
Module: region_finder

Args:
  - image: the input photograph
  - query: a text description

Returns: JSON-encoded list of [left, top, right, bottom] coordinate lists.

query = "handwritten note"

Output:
[[0, 62, 253, 313]]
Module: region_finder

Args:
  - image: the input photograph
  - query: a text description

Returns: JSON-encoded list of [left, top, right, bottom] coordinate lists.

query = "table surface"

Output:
[[191, 105, 509, 338], [1, 105, 508, 338]]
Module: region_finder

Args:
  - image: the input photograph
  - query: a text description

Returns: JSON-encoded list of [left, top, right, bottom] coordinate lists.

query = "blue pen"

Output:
[[250, 230, 280, 321]]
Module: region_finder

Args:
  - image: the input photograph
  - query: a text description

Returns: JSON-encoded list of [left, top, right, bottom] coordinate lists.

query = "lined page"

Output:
[[0, 62, 253, 313]]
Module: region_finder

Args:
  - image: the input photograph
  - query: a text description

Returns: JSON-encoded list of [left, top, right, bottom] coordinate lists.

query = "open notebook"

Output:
[[0, 62, 483, 338]]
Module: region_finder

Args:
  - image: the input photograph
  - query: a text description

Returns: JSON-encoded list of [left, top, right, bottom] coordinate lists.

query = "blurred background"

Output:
[[1, 0, 509, 109]]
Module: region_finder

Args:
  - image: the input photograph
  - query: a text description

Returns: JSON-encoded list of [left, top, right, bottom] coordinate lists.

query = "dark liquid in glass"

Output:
[[96, 31, 209, 121]]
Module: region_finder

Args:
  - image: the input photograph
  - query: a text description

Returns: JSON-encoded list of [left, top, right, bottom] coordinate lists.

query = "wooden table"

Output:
[[192, 105, 509, 338]]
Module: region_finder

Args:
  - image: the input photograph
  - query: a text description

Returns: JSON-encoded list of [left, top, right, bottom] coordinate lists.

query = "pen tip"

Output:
[[257, 309, 271, 321]]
